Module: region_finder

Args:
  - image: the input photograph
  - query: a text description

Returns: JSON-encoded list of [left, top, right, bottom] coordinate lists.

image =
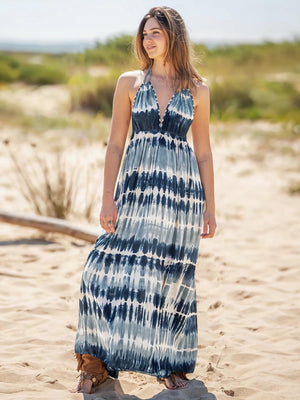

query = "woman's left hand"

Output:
[[200, 210, 217, 238]]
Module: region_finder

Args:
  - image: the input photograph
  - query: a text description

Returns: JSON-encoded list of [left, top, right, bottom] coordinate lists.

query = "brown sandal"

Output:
[[70, 352, 109, 393], [71, 370, 108, 393]]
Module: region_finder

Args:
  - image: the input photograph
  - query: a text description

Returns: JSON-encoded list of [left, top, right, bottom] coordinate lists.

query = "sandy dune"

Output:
[[0, 95, 299, 400]]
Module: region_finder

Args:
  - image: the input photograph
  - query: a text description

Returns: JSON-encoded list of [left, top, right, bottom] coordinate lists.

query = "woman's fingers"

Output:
[[107, 218, 115, 233], [200, 214, 217, 238], [100, 215, 116, 233], [205, 223, 216, 238], [200, 213, 209, 238], [201, 219, 208, 237], [100, 201, 118, 233]]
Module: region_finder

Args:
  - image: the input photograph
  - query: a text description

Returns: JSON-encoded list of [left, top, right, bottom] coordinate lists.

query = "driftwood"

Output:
[[0, 211, 99, 242]]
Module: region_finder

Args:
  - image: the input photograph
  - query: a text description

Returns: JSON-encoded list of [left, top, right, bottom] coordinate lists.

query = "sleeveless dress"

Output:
[[74, 66, 206, 379]]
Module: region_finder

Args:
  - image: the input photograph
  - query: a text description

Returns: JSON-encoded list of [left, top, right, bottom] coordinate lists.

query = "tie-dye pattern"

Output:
[[74, 67, 206, 379]]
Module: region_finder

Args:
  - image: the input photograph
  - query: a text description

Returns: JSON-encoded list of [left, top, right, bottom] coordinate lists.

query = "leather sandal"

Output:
[[71, 370, 108, 393]]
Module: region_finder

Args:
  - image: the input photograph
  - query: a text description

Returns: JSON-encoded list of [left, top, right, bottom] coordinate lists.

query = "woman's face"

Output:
[[142, 17, 167, 60]]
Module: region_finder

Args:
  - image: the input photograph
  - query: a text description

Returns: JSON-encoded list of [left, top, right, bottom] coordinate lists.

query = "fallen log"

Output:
[[0, 211, 99, 243]]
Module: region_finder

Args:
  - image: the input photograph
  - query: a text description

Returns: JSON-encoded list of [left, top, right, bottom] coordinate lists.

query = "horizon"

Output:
[[1, 0, 299, 47], [0, 36, 298, 54]]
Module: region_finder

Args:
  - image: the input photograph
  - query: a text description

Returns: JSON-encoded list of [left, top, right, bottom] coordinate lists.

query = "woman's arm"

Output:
[[100, 73, 132, 233], [191, 82, 217, 238]]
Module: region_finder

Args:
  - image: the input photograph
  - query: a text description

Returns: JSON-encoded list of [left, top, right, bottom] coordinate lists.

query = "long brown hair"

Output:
[[135, 6, 204, 91]]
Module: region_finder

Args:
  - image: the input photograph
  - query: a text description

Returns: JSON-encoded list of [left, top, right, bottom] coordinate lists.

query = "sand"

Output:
[[0, 85, 299, 399]]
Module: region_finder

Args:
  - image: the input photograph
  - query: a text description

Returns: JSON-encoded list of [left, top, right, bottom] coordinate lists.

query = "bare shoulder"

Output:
[[191, 79, 210, 109], [117, 70, 146, 103], [118, 70, 144, 84]]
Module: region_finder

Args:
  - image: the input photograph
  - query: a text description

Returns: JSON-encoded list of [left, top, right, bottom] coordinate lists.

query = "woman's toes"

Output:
[[173, 375, 187, 388], [165, 376, 177, 389], [160, 373, 188, 390]]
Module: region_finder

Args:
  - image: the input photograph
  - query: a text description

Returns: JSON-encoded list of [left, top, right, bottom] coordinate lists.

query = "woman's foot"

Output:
[[74, 377, 93, 393], [172, 373, 188, 388], [70, 371, 107, 394], [160, 372, 188, 389]]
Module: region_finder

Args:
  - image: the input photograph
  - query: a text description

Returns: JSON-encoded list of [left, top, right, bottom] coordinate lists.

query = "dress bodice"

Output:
[[131, 67, 194, 139]]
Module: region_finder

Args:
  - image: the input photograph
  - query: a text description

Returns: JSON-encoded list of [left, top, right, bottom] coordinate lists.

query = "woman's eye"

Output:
[[142, 31, 160, 39]]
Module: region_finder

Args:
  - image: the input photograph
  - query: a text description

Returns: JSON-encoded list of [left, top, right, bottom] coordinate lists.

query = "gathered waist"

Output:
[[130, 129, 188, 144]]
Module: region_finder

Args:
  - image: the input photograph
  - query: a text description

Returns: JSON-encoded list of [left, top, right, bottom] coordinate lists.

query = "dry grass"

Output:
[[6, 142, 98, 221], [287, 181, 300, 195]]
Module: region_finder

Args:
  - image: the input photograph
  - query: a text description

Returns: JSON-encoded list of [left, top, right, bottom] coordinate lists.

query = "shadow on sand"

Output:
[[82, 377, 216, 400]]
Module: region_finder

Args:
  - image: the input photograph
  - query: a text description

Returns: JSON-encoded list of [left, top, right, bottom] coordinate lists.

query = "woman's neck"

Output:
[[151, 60, 176, 81]]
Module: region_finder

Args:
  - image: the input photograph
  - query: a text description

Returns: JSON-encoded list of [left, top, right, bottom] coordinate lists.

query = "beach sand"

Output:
[[0, 86, 299, 399]]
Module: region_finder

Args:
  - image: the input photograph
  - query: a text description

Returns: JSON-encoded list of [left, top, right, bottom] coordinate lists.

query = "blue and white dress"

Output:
[[74, 66, 205, 379]]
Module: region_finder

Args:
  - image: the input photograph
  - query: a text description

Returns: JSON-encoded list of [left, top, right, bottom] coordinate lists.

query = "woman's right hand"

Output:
[[100, 199, 118, 233]]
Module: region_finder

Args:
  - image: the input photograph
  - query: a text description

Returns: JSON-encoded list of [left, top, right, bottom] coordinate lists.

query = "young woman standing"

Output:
[[72, 6, 216, 393]]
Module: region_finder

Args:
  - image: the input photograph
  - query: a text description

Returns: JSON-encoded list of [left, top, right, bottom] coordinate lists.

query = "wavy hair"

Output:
[[135, 6, 204, 90]]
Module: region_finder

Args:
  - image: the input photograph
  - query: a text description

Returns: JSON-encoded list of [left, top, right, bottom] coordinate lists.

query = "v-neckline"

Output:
[[146, 67, 180, 128], [149, 81, 179, 128]]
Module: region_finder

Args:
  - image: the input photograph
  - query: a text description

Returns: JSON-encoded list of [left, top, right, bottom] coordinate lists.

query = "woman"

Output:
[[72, 6, 216, 393]]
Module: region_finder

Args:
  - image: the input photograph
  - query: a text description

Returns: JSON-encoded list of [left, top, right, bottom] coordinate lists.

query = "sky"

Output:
[[0, 0, 299, 44]]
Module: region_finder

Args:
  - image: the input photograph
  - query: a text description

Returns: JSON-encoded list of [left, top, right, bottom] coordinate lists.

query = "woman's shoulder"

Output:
[[191, 78, 210, 108], [117, 70, 147, 102], [117, 70, 146, 88]]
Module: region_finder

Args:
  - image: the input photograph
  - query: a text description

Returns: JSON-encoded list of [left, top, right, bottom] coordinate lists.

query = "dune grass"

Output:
[[6, 143, 99, 221], [0, 37, 299, 125]]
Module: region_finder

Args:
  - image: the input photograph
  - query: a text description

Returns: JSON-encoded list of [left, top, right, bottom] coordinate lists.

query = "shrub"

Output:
[[250, 80, 300, 122], [19, 63, 67, 85], [0, 61, 19, 82], [77, 34, 135, 66], [69, 72, 120, 117], [0, 53, 20, 82], [210, 79, 253, 120]]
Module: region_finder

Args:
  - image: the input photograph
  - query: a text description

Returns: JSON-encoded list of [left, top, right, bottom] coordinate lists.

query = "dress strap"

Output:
[[143, 66, 152, 84]]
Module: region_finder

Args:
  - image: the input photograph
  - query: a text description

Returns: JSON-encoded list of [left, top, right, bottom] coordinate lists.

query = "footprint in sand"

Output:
[[230, 290, 256, 300], [208, 300, 223, 310], [66, 324, 77, 331], [23, 256, 39, 263], [246, 326, 260, 332], [20, 362, 30, 367], [45, 246, 66, 253], [235, 276, 265, 285], [35, 373, 57, 384]]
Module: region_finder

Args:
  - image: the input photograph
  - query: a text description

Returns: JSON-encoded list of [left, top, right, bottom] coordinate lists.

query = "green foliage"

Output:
[[19, 63, 67, 84], [196, 39, 300, 123], [0, 52, 67, 84], [206, 40, 300, 71], [251, 80, 300, 111], [76, 35, 135, 66], [0, 52, 20, 68], [69, 70, 120, 117], [1, 38, 300, 124], [0, 53, 20, 81], [210, 78, 300, 123], [0, 61, 19, 82], [210, 79, 254, 120]]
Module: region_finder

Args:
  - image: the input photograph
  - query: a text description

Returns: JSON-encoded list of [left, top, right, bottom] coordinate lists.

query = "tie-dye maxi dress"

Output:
[[74, 66, 206, 379]]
